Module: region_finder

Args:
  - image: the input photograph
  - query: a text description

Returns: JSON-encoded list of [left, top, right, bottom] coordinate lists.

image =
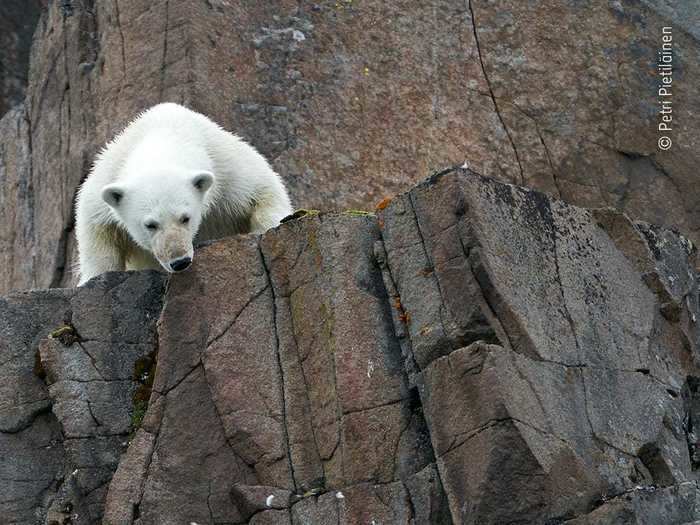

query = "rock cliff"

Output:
[[0, 0, 44, 116], [2, 169, 700, 524], [1, 0, 699, 293]]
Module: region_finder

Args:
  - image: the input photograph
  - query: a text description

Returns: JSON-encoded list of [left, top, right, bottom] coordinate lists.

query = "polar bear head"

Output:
[[101, 167, 215, 273]]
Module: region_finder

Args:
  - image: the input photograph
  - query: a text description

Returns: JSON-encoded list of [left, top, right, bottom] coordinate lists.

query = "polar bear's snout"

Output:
[[169, 256, 192, 272], [151, 224, 194, 274]]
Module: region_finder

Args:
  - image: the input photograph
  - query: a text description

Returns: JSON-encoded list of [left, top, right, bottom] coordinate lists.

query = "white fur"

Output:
[[75, 102, 292, 285]]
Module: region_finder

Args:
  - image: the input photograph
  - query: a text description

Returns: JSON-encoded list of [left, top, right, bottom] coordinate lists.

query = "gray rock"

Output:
[[0, 1, 44, 117], [0, 271, 165, 524], [378, 168, 700, 523], [4, 170, 700, 523], [0, 287, 70, 524]]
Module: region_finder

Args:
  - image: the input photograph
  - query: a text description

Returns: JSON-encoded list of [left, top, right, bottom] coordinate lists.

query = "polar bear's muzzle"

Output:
[[169, 256, 192, 272], [151, 225, 194, 274]]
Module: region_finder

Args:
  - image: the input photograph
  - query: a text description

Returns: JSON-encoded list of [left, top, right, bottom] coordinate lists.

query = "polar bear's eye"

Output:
[[180, 215, 190, 225], [145, 221, 159, 231]]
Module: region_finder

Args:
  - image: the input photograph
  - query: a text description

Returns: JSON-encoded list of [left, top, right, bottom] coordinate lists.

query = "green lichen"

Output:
[[302, 487, 323, 498], [131, 399, 147, 430], [130, 350, 157, 435], [49, 324, 81, 346], [280, 209, 321, 223], [343, 209, 374, 217]]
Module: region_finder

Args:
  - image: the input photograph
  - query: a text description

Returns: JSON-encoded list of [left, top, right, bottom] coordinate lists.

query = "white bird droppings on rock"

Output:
[[266, 494, 275, 507], [336, 491, 345, 499]]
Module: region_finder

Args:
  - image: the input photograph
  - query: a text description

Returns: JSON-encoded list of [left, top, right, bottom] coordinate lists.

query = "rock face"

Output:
[[1, 0, 699, 293], [2, 170, 700, 524], [0, 272, 165, 524], [0, 1, 44, 117]]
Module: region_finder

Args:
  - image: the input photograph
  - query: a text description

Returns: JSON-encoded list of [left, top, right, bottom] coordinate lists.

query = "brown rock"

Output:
[[3, 1, 700, 293], [4, 169, 700, 523]]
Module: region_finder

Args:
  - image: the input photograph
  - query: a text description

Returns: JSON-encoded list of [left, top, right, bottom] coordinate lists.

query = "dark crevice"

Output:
[[158, 0, 170, 100], [637, 443, 674, 487], [152, 361, 200, 397], [466, 0, 524, 185], [130, 325, 164, 522], [457, 235, 517, 355], [682, 376, 700, 470], [205, 283, 269, 348], [373, 239, 422, 381], [406, 192, 454, 355], [113, 0, 128, 76], [259, 242, 298, 493]]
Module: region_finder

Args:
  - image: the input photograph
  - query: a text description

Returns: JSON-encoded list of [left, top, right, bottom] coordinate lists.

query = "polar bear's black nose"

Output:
[[170, 256, 192, 272]]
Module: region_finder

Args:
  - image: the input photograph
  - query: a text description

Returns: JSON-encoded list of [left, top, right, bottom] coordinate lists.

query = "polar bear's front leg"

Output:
[[249, 186, 293, 234], [76, 228, 125, 285]]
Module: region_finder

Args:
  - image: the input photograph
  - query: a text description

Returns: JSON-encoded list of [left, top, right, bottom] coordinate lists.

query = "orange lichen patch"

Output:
[[420, 266, 433, 277], [393, 296, 410, 324], [375, 197, 392, 211]]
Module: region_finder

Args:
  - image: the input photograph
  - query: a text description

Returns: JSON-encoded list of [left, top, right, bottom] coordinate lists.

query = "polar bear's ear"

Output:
[[102, 184, 126, 208], [192, 171, 215, 193]]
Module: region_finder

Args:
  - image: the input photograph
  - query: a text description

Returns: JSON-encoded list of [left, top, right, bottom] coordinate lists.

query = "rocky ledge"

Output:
[[2, 168, 700, 524]]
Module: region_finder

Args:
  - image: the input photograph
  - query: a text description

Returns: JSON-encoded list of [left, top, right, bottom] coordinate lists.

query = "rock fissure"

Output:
[[152, 361, 200, 397], [259, 244, 299, 493], [112, 0, 127, 78], [466, 0, 524, 185], [406, 191, 453, 355], [158, 0, 170, 100], [206, 284, 270, 348]]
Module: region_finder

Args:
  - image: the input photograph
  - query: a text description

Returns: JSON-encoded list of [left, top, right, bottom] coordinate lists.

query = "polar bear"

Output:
[[74, 102, 292, 285]]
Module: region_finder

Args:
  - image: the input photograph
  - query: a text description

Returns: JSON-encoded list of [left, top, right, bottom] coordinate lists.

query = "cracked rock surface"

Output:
[[1, 271, 165, 524], [1, 0, 700, 293], [3, 169, 700, 523]]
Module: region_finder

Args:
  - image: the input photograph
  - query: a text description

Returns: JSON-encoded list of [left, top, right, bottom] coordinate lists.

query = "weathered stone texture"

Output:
[[1, 0, 699, 293], [378, 168, 700, 524], [5, 169, 699, 523], [0, 271, 165, 524], [0, 1, 44, 117], [101, 214, 444, 523]]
